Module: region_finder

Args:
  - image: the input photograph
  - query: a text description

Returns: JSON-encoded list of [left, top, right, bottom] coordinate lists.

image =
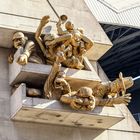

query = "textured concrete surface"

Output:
[[49, 0, 112, 45], [0, 47, 140, 140], [0, 0, 111, 44], [0, 0, 112, 60]]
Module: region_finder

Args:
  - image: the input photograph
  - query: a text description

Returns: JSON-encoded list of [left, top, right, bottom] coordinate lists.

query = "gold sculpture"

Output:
[[42, 53, 95, 110], [60, 87, 96, 111], [60, 73, 133, 110], [8, 31, 43, 65], [10, 15, 134, 112], [12, 84, 42, 97], [31, 15, 134, 110], [35, 15, 94, 69], [42, 52, 133, 110], [14, 68, 132, 111], [44, 52, 71, 99]]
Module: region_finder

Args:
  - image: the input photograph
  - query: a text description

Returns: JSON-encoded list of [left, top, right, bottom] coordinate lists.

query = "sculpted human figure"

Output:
[[35, 15, 94, 69], [35, 16, 73, 65], [94, 72, 133, 99], [43, 53, 96, 110], [60, 87, 96, 111], [44, 51, 71, 99], [43, 48, 133, 111], [8, 31, 43, 65], [56, 15, 94, 68], [60, 73, 133, 110]]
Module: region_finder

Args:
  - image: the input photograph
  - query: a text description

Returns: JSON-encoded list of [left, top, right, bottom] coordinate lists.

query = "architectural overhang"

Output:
[[85, 0, 140, 29]]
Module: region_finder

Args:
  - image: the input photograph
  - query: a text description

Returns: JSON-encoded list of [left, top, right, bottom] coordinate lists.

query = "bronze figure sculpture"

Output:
[[35, 15, 94, 69], [43, 52, 133, 111], [10, 15, 134, 112], [60, 73, 133, 110], [44, 51, 71, 99], [8, 31, 43, 65]]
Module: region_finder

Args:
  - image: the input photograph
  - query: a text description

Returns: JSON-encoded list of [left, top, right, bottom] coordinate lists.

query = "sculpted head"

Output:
[[12, 32, 27, 49], [122, 77, 134, 89], [65, 21, 74, 30], [111, 75, 134, 92], [54, 71, 67, 89], [44, 33, 55, 42], [77, 87, 93, 97]]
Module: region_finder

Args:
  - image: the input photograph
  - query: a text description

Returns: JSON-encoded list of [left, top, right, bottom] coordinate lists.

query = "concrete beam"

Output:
[[11, 83, 124, 129]]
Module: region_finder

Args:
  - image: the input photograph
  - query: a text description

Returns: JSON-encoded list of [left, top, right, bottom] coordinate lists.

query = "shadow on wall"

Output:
[[11, 121, 105, 140]]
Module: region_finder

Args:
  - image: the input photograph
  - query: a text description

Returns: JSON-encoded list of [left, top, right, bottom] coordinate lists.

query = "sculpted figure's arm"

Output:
[[17, 41, 35, 65], [44, 59, 61, 98], [60, 87, 96, 111], [35, 15, 50, 56], [23, 41, 35, 56], [56, 18, 68, 35], [47, 34, 72, 47], [8, 54, 14, 64], [96, 93, 131, 107], [60, 91, 77, 104], [44, 52, 66, 98], [81, 35, 94, 50], [8, 48, 17, 64]]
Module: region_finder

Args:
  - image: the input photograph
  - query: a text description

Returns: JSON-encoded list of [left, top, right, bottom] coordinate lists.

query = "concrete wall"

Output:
[[0, 48, 140, 140], [0, 0, 111, 44]]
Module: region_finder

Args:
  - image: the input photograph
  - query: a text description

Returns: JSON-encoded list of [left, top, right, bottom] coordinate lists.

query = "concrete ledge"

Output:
[[9, 48, 101, 90], [11, 83, 124, 129]]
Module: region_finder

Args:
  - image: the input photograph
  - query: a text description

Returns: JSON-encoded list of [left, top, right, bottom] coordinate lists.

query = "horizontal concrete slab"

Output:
[[9, 48, 101, 90], [11, 83, 124, 129]]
